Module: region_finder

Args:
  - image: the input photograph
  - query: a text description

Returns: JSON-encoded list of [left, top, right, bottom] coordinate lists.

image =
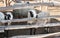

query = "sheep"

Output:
[[5, 12, 13, 25], [37, 11, 50, 25], [0, 12, 5, 25], [28, 9, 37, 18], [5, 12, 13, 20], [28, 9, 37, 25], [0, 12, 5, 21], [27, 9, 50, 25]]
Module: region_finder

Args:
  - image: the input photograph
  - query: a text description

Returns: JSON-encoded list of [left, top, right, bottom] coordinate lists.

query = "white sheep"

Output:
[[0, 12, 5, 21], [5, 12, 13, 20], [5, 12, 13, 25], [27, 10, 50, 25], [0, 12, 5, 25], [28, 9, 37, 24], [28, 9, 37, 18], [37, 11, 50, 25]]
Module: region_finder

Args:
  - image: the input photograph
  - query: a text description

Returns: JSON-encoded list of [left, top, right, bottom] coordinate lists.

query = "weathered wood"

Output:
[[9, 32, 60, 38]]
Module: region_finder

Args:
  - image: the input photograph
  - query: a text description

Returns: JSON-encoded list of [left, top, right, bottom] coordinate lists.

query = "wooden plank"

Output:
[[5, 23, 60, 30], [9, 32, 60, 38]]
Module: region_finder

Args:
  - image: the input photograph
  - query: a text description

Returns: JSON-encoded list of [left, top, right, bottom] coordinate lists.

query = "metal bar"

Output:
[[0, 26, 5, 32], [1, 15, 60, 23], [0, 2, 57, 11], [1, 18, 36, 23], [38, 15, 60, 18], [9, 32, 60, 38], [5, 23, 60, 30]]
